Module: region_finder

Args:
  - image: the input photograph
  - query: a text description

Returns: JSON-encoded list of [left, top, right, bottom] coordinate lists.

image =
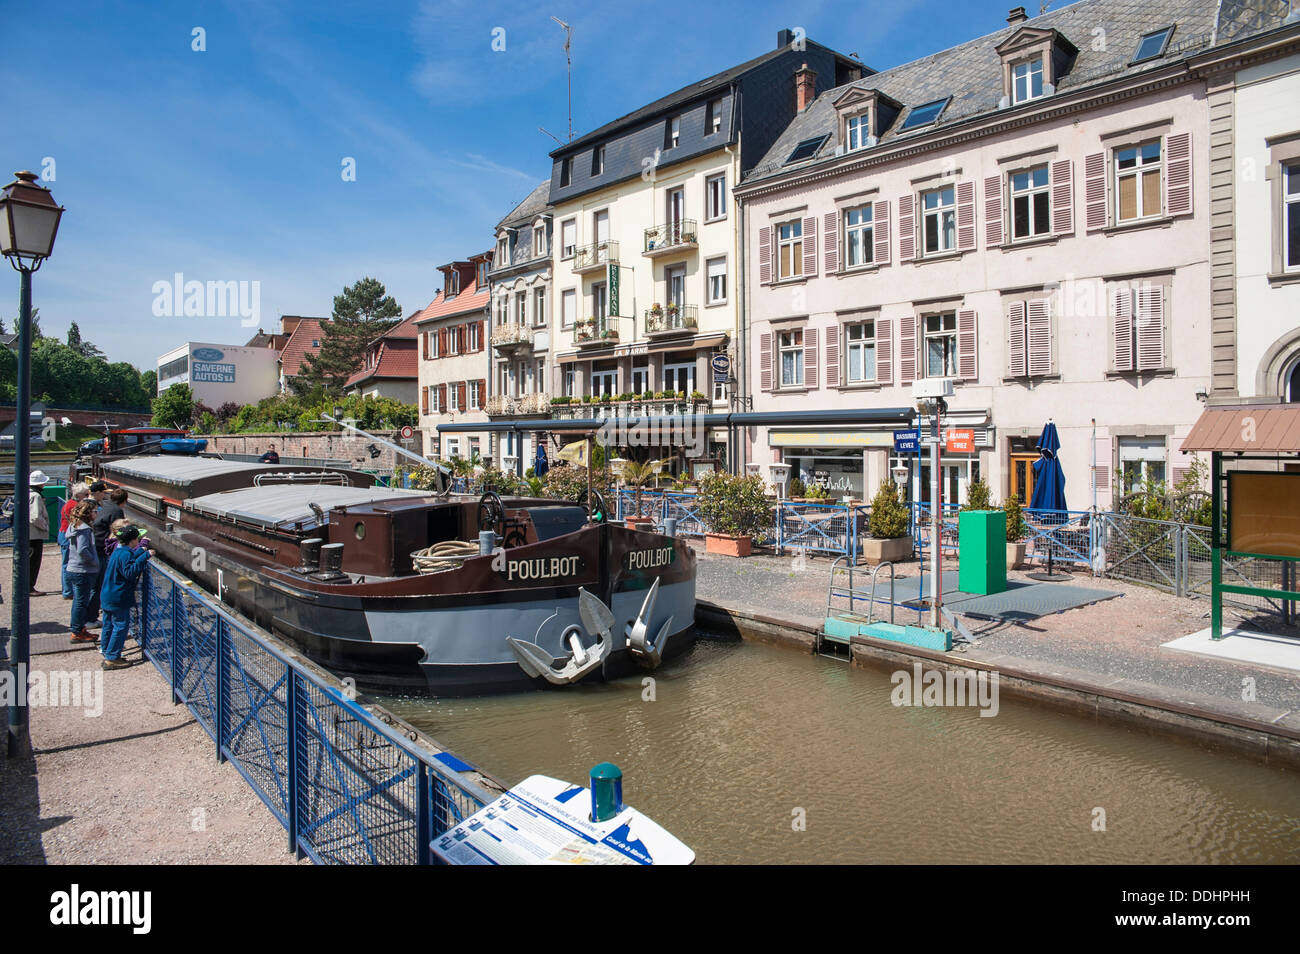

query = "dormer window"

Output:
[[532, 222, 547, 257], [476, 261, 488, 288], [846, 113, 870, 152], [832, 86, 898, 151], [665, 116, 681, 150], [496, 237, 508, 267], [449, 270, 461, 297], [1012, 57, 1044, 103], [560, 157, 572, 187], [592, 145, 605, 176], [1133, 26, 1174, 63]]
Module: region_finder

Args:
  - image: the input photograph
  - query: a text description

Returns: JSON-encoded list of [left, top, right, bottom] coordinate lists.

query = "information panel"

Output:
[[1228, 472, 1300, 558]]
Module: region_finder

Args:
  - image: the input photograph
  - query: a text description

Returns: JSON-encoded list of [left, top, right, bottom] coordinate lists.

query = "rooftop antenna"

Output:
[[551, 16, 574, 141], [538, 126, 564, 146]]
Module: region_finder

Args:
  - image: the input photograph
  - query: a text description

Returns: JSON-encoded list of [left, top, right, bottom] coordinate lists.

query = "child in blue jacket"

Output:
[[99, 526, 151, 669]]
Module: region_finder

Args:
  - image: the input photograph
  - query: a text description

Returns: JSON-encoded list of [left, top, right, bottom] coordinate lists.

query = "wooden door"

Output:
[[1011, 453, 1037, 504]]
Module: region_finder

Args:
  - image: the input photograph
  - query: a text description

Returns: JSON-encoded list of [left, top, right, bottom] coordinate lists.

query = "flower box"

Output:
[[705, 532, 753, 557], [859, 535, 913, 566]]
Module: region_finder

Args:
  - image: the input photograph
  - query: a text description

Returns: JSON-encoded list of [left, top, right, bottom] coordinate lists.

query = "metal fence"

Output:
[[218, 452, 353, 470], [131, 560, 495, 864]]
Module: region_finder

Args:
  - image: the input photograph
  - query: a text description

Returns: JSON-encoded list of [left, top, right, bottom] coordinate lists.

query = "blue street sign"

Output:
[[893, 428, 921, 453]]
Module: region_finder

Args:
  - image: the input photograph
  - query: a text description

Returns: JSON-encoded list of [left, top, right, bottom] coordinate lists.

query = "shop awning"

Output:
[[1181, 405, 1300, 454]]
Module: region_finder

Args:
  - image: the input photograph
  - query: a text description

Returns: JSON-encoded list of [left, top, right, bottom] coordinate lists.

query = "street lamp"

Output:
[[1, 171, 64, 757]]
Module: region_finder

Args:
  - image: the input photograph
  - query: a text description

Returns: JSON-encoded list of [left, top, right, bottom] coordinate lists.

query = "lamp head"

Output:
[[0, 171, 64, 268]]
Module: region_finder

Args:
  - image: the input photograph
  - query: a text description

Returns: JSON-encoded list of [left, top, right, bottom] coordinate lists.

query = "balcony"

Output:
[[491, 322, 533, 353], [573, 317, 620, 348], [549, 393, 709, 420], [486, 392, 551, 418], [643, 304, 698, 338], [572, 240, 618, 275], [643, 219, 698, 258]]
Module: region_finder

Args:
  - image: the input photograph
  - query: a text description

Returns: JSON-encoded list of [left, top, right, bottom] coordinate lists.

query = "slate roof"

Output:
[[496, 179, 551, 230], [278, 317, 330, 377], [743, 0, 1293, 186]]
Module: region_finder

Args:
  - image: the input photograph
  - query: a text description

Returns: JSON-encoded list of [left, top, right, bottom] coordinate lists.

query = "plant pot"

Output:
[[859, 535, 913, 566], [705, 533, 753, 557], [625, 515, 657, 530], [1007, 541, 1027, 570]]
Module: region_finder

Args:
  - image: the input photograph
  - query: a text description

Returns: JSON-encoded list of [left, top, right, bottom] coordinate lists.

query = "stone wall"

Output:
[[0, 406, 152, 430], [196, 430, 419, 470]]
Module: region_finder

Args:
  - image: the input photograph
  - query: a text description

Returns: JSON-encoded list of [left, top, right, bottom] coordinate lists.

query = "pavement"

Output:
[[691, 540, 1300, 726], [0, 546, 302, 864]]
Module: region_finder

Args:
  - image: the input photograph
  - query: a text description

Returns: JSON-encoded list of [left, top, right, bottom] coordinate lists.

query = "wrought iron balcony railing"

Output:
[[643, 304, 698, 336], [643, 219, 699, 256], [572, 240, 619, 274], [573, 316, 620, 347]]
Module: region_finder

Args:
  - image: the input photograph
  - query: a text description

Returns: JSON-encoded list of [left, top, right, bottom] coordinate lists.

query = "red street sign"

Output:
[[400, 425, 415, 441], [945, 428, 974, 453]]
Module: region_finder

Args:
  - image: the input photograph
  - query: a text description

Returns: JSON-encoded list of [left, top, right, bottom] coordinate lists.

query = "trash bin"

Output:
[[958, 509, 1007, 596], [41, 482, 66, 543]]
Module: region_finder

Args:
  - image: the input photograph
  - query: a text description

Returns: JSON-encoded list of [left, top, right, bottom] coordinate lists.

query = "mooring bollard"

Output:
[[663, 517, 678, 538], [589, 762, 624, 822], [478, 530, 496, 556]]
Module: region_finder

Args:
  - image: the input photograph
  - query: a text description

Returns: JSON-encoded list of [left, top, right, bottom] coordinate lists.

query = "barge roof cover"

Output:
[[187, 484, 431, 529], [101, 456, 273, 485]]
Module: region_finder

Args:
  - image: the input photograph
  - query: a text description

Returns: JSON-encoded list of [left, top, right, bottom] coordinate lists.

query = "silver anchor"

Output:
[[624, 578, 673, 669], [507, 588, 615, 685]]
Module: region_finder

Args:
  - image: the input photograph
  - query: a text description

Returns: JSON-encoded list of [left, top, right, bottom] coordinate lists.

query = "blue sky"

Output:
[[3, 0, 1038, 371]]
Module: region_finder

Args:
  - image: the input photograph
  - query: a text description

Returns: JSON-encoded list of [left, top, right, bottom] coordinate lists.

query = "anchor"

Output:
[[624, 578, 673, 669], [507, 588, 615, 686]]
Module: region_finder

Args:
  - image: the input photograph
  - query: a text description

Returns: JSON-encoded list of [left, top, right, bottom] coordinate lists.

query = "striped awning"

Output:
[[1180, 405, 1300, 454]]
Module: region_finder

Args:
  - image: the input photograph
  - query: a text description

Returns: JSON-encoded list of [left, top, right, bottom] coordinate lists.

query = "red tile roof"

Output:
[[345, 339, 418, 387], [412, 267, 491, 325], [279, 317, 330, 377]]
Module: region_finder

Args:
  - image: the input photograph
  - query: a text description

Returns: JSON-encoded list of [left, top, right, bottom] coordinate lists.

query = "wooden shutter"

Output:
[[875, 316, 892, 385], [458, 325, 467, 352], [759, 332, 773, 391], [873, 199, 891, 265], [478, 320, 486, 351], [438, 384, 446, 412], [1095, 464, 1109, 491], [802, 216, 817, 276], [825, 325, 839, 387], [479, 378, 488, 406], [438, 327, 447, 353], [898, 194, 915, 261], [457, 382, 467, 411], [956, 180, 976, 251], [823, 211, 838, 273], [957, 308, 978, 380], [1165, 132, 1192, 217], [1136, 285, 1165, 371], [1085, 152, 1108, 231], [1007, 301, 1027, 377], [804, 327, 818, 388], [421, 386, 429, 414], [1113, 289, 1134, 372], [1027, 299, 1052, 376], [758, 227, 772, 284], [900, 315, 916, 383], [1051, 159, 1074, 235], [984, 174, 1004, 248], [422, 332, 429, 360]]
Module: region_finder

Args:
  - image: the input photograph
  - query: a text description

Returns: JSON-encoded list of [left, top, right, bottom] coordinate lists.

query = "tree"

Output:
[[66, 321, 106, 359], [140, 370, 158, 396], [152, 383, 196, 429], [298, 277, 402, 394]]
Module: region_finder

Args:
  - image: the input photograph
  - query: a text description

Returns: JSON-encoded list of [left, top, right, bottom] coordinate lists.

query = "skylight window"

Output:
[[786, 135, 828, 164], [900, 98, 948, 130], [1133, 26, 1174, 63]]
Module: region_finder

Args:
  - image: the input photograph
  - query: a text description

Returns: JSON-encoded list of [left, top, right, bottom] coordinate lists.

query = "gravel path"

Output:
[[0, 547, 303, 865]]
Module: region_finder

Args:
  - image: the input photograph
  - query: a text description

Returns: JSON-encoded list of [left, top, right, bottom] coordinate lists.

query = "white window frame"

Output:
[[708, 99, 722, 135], [560, 218, 576, 259], [922, 186, 956, 255], [846, 112, 869, 152], [1115, 139, 1163, 224], [469, 380, 482, 411], [777, 220, 804, 280], [662, 362, 695, 395], [778, 329, 804, 388], [1119, 437, 1167, 494], [469, 321, 482, 351], [705, 173, 727, 221], [496, 237, 508, 268], [591, 369, 617, 397], [591, 281, 608, 321], [515, 290, 527, 326], [427, 330, 440, 359], [1010, 164, 1052, 240], [564, 367, 576, 397], [592, 145, 605, 176], [446, 325, 460, 356], [706, 256, 728, 305], [844, 204, 874, 268], [1012, 56, 1044, 104], [561, 288, 576, 328], [922, 312, 958, 379], [532, 286, 547, 327], [560, 157, 572, 187], [1284, 161, 1299, 273], [844, 320, 876, 384], [533, 225, 546, 258], [429, 386, 441, 413], [632, 364, 649, 395], [668, 116, 680, 149]]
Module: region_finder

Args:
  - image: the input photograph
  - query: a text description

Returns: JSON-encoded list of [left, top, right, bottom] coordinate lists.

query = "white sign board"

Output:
[[432, 774, 694, 865]]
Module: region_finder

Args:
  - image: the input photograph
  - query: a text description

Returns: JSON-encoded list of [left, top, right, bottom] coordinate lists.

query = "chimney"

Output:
[[1006, 6, 1028, 24], [795, 63, 817, 111], [777, 28, 794, 49]]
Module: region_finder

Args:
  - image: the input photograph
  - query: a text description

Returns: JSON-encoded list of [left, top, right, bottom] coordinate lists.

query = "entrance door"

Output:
[[1010, 453, 1037, 504]]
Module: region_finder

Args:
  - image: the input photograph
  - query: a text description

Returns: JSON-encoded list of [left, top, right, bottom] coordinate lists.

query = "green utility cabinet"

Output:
[[958, 509, 1007, 595], [40, 483, 66, 543]]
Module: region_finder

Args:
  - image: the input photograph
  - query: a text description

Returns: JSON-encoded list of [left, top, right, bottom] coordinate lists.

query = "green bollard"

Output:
[[589, 762, 623, 822]]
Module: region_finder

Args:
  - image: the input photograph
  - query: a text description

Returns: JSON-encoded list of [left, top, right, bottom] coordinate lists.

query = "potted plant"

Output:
[[690, 390, 707, 404], [861, 481, 913, 565], [787, 476, 806, 500], [621, 457, 672, 529], [600, 392, 612, 404], [649, 303, 663, 318], [1004, 493, 1028, 569], [698, 471, 771, 557]]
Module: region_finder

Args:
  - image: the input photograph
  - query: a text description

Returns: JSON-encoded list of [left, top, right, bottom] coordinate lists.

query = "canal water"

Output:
[[381, 639, 1300, 864]]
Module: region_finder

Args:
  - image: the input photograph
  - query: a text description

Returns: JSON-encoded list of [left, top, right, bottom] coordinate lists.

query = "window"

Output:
[[477, 261, 488, 287], [1119, 437, 1166, 493], [593, 208, 610, 245], [560, 157, 572, 187], [469, 380, 482, 411], [666, 116, 680, 150], [1116, 141, 1162, 223], [1133, 27, 1174, 63], [159, 355, 188, 381], [706, 173, 727, 220], [533, 225, 546, 257], [312, 340, 319, 348], [777, 220, 804, 279], [561, 288, 576, 328], [536, 359, 545, 393], [591, 281, 607, 320], [665, 264, 685, 308], [470, 322, 483, 351], [515, 291, 527, 325], [713, 375, 726, 403], [708, 99, 723, 135], [922, 186, 956, 254], [591, 369, 617, 397], [923, 313, 958, 378], [1010, 165, 1051, 239], [706, 256, 727, 304], [779, 329, 804, 387], [1111, 279, 1168, 372], [447, 325, 460, 356], [846, 113, 869, 152], [845, 321, 876, 383], [564, 367, 575, 397], [786, 136, 827, 164], [449, 270, 461, 296], [427, 330, 440, 359], [1012, 58, 1044, 104], [533, 286, 547, 327], [429, 386, 441, 413], [632, 364, 649, 394], [561, 219, 576, 258], [592, 145, 605, 176], [1285, 162, 1300, 272], [901, 98, 948, 130], [663, 362, 694, 395], [844, 205, 874, 267], [496, 237, 508, 267]]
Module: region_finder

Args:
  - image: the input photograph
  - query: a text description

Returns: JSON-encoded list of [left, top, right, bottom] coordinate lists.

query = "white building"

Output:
[[157, 341, 281, 407]]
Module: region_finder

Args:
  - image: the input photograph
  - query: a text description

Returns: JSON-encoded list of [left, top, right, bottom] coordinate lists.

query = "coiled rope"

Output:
[[411, 539, 481, 574]]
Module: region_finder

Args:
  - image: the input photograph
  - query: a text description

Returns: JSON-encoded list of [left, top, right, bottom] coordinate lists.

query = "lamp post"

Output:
[[2, 171, 64, 757]]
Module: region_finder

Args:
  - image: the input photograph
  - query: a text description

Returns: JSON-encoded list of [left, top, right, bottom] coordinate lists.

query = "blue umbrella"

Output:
[[1029, 421, 1067, 512], [534, 442, 549, 479]]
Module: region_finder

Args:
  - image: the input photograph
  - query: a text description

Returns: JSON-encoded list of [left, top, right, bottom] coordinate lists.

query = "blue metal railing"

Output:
[[132, 560, 495, 864]]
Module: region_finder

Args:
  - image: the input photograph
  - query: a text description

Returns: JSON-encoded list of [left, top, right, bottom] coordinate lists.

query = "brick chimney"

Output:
[[1006, 6, 1028, 24], [795, 63, 817, 111]]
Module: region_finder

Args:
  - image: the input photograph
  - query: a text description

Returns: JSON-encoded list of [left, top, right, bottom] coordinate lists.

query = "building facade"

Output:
[[543, 32, 863, 471], [737, 0, 1291, 508], [344, 313, 420, 404], [414, 254, 493, 461], [156, 340, 280, 406]]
